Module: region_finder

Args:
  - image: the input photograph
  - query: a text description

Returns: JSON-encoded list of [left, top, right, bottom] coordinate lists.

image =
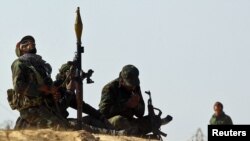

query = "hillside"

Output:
[[0, 129, 159, 141]]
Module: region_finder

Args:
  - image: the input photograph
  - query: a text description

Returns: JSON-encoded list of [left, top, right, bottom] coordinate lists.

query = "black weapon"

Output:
[[74, 7, 94, 130], [145, 91, 173, 140]]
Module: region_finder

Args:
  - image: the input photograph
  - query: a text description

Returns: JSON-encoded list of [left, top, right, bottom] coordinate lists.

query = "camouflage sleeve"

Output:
[[133, 87, 145, 118], [11, 60, 40, 97], [99, 85, 126, 118]]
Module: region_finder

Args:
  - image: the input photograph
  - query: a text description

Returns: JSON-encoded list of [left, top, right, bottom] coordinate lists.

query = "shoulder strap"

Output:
[[27, 65, 44, 85], [19, 59, 44, 85]]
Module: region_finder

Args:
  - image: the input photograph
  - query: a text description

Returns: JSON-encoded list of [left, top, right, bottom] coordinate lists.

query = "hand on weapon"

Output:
[[64, 64, 77, 91], [126, 94, 140, 108], [65, 61, 94, 84], [63, 63, 93, 92], [66, 80, 76, 91]]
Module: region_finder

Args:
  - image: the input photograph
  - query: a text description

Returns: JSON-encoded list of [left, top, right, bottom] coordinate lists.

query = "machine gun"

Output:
[[145, 91, 173, 140]]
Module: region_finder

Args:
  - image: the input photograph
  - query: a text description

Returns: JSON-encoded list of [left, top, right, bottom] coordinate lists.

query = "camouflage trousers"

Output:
[[15, 113, 126, 136], [15, 106, 120, 135], [16, 105, 69, 130], [15, 107, 107, 130], [108, 115, 152, 135]]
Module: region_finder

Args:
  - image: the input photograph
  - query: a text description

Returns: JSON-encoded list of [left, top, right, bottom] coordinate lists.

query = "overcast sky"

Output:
[[1, 1, 250, 141]]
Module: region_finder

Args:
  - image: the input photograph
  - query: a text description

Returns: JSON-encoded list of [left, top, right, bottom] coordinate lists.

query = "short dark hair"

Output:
[[214, 101, 223, 109]]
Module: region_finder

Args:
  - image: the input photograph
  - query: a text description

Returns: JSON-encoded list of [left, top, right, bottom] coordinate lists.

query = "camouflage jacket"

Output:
[[99, 78, 145, 119], [209, 112, 233, 125], [9, 53, 53, 110]]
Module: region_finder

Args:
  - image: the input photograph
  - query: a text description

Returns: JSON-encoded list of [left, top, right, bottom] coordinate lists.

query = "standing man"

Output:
[[209, 101, 233, 125], [98, 64, 168, 135]]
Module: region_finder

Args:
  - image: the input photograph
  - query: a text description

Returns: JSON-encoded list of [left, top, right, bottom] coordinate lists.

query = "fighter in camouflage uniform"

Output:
[[8, 35, 69, 129], [8, 35, 113, 131], [99, 65, 159, 135], [54, 63, 113, 129]]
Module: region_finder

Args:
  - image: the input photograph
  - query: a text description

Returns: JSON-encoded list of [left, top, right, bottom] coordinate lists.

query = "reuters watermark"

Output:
[[208, 125, 250, 141]]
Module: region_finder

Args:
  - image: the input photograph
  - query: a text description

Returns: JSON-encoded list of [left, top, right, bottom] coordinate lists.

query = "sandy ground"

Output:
[[0, 129, 159, 141]]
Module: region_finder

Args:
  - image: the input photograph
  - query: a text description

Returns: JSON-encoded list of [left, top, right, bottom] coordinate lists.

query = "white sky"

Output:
[[1, 0, 250, 141]]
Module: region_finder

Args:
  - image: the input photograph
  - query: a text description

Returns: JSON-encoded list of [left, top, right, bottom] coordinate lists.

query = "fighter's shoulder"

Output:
[[225, 114, 232, 120], [102, 78, 119, 91], [11, 59, 23, 68], [11, 58, 30, 71]]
